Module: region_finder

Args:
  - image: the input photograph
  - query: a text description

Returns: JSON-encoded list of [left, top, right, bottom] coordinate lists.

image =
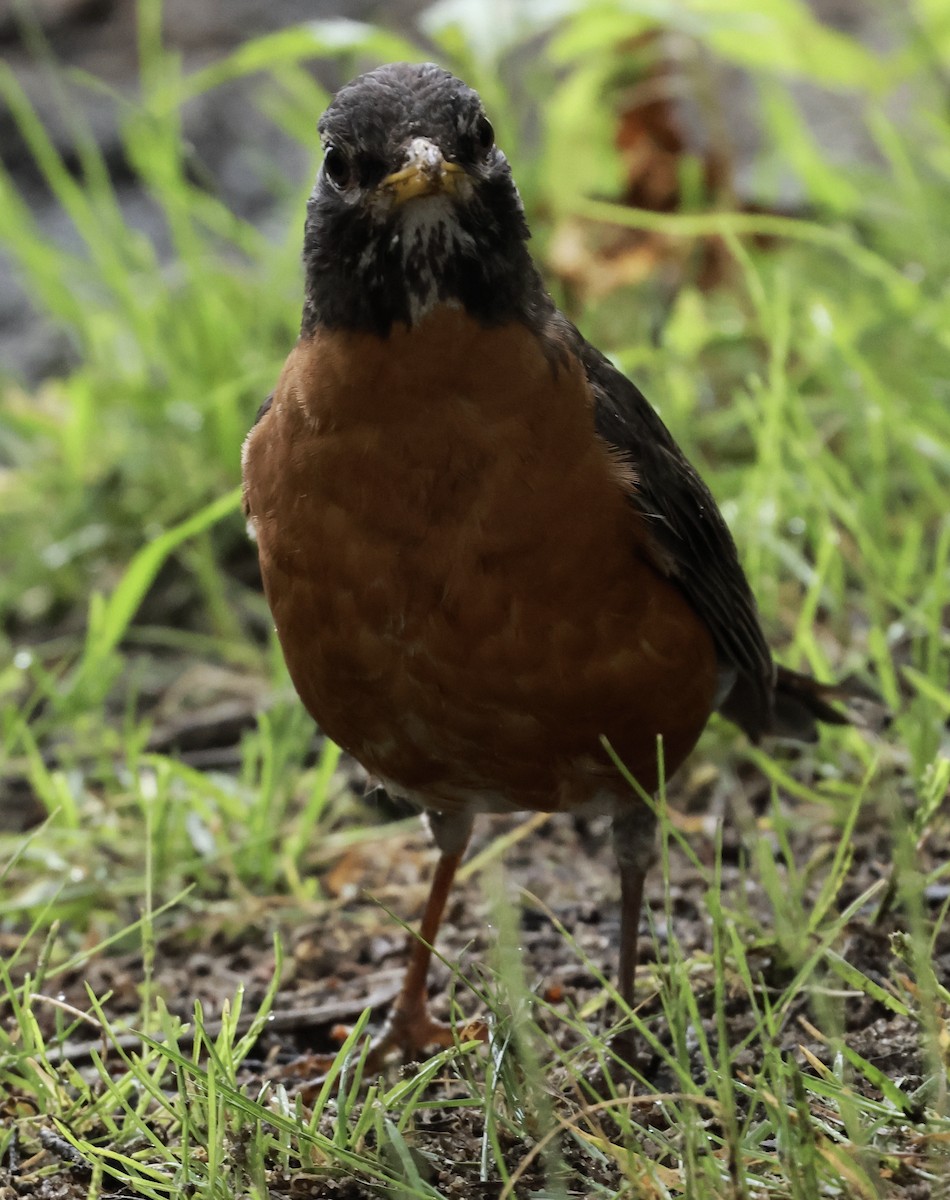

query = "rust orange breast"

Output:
[[242, 308, 717, 813]]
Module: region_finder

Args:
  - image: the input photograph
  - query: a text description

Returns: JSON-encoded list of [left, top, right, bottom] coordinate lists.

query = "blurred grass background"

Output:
[[1, 0, 949, 1195], [1, 0, 948, 747]]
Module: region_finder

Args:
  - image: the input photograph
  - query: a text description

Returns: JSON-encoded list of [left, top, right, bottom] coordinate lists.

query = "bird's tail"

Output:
[[771, 665, 888, 742]]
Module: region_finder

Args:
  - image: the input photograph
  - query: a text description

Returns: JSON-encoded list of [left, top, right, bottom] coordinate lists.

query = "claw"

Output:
[[289, 1005, 486, 1103]]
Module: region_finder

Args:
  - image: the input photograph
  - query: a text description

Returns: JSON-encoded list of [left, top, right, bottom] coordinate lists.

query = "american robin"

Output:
[[242, 61, 866, 1068]]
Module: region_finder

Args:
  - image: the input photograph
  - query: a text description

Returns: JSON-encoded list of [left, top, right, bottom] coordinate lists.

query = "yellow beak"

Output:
[[382, 138, 465, 205]]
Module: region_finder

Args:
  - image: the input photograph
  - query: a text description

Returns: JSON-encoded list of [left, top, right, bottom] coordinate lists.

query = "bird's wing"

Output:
[[569, 325, 777, 740]]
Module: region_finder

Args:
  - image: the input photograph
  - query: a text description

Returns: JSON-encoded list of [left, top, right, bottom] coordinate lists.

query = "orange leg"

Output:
[[296, 810, 475, 1098], [363, 841, 468, 1063], [354, 809, 477, 1070]]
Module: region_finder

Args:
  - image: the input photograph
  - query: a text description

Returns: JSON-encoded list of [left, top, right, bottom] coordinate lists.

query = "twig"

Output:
[[45, 976, 401, 1066]]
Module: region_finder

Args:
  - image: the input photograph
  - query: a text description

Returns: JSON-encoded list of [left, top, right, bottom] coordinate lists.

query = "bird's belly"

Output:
[[264, 458, 714, 813], [248, 315, 717, 812]]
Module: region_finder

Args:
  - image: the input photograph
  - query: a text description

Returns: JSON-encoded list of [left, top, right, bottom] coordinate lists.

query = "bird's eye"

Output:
[[474, 115, 494, 155], [323, 145, 351, 187]]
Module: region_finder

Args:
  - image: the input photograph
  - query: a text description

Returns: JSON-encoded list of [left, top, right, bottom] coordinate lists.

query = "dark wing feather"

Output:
[[563, 322, 777, 741]]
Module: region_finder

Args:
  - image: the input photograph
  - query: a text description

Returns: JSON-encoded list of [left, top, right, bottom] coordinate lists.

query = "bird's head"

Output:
[[301, 62, 542, 336]]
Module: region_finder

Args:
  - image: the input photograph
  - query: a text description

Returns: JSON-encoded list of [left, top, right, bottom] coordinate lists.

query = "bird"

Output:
[[242, 61, 868, 1071]]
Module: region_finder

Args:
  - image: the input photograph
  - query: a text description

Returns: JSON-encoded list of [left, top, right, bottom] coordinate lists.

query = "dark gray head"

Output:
[[300, 62, 545, 337]]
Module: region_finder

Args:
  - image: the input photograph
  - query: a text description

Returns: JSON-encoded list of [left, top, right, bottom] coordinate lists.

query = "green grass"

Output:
[[2, 0, 950, 1195], [4, 778, 949, 1197]]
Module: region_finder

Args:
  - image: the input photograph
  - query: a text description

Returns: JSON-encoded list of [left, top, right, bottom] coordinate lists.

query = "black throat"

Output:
[[299, 188, 547, 339]]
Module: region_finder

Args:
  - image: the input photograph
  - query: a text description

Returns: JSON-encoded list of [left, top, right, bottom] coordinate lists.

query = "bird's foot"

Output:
[[290, 1005, 487, 1103], [364, 1004, 467, 1065]]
